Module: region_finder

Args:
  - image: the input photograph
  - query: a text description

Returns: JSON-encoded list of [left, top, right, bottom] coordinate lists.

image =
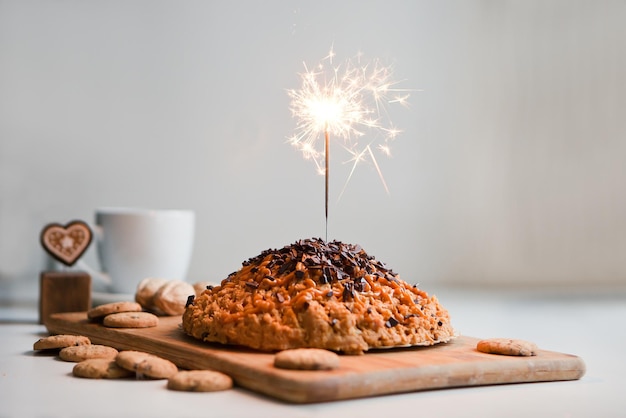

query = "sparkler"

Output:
[[287, 47, 410, 241]]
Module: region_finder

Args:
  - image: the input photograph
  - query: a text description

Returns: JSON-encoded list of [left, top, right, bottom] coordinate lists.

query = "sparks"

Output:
[[288, 49, 410, 192], [287, 48, 411, 239]]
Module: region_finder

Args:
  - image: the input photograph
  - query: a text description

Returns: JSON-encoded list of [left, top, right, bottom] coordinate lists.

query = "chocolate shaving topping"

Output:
[[238, 237, 398, 294], [321, 266, 332, 284], [342, 282, 355, 301], [185, 295, 195, 308], [353, 277, 366, 292], [278, 260, 295, 274], [245, 281, 259, 289]]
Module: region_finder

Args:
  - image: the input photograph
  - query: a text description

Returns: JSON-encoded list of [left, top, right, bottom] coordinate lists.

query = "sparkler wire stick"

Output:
[[325, 128, 330, 242]]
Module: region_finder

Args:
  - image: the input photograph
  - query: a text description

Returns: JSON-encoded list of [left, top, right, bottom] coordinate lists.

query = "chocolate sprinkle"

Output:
[[342, 282, 355, 301], [385, 317, 399, 328], [353, 277, 366, 292]]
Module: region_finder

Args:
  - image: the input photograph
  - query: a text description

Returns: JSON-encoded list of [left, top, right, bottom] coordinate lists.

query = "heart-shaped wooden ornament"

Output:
[[41, 220, 93, 266]]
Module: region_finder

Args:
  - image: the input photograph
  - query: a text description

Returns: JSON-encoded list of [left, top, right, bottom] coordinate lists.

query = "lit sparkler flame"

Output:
[[287, 47, 410, 239]]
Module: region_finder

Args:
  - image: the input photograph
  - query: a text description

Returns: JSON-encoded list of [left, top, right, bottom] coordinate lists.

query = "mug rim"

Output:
[[96, 207, 194, 216]]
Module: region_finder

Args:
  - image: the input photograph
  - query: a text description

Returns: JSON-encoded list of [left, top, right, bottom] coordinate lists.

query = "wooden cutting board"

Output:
[[45, 312, 585, 403]]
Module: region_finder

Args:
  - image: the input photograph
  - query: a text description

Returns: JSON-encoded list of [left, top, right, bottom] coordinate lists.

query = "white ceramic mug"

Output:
[[88, 207, 195, 294]]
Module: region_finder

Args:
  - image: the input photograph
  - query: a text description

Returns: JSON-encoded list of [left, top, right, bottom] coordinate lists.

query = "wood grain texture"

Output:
[[45, 312, 585, 403], [39, 272, 91, 324]]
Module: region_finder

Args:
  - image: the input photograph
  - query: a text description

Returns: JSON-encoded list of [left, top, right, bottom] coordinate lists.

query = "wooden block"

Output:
[[39, 271, 91, 324]]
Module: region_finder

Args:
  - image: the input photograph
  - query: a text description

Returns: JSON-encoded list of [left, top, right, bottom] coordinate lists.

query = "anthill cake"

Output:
[[182, 238, 455, 355]]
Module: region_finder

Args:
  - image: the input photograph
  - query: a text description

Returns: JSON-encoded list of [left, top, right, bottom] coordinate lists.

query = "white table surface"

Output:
[[1, 286, 625, 418]]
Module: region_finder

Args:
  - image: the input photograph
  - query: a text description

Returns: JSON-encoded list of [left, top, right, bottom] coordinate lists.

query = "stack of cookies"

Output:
[[87, 301, 159, 328], [135, 278, 210, 316]]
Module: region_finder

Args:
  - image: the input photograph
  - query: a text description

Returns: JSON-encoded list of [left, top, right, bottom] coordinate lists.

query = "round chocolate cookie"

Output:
[[59, 344, 119, 362], [183, 238, 455, 355], [33, 334, 90, 351], [103, 311, 159, 328], [73, 359, 134, 379], [87, 301, 143, 321], [167, 370, 233, 392], [116, 351, 178, 379]]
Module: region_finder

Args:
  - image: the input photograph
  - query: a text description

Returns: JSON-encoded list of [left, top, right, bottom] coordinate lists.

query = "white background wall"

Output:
[[1, 0, 625, 300]]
